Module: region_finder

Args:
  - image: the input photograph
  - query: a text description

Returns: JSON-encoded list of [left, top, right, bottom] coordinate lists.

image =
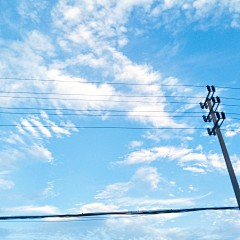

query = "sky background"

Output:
[[1, 0, 240, 239]]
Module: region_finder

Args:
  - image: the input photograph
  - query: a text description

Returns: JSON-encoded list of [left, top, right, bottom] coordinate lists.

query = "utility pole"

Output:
[[200, 86, 240, 208]]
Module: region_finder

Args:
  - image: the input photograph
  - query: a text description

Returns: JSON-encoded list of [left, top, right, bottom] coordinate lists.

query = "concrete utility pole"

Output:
[[200, 86, 240, 208]]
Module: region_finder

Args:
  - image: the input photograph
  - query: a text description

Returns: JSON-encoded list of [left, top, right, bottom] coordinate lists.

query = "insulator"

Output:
[[221, 112, 226, 119], [207, 128, 212, 136], [211, 96, 215, 104]]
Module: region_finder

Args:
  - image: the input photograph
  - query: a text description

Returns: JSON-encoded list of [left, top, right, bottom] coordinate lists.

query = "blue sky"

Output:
[[1, 0, 240, 239]]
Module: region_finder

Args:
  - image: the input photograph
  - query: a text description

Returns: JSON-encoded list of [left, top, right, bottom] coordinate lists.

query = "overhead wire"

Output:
[[0, 107, 239, 116], [0, 95, 201, 104], [0, 77, 207, 87], [0, 95, 240, 108], [0, 125, 238, 132], [0, 111, 240, 121], [0, 107, 205, 113], [0, 91, 239, 101], [0, 91, 205, 99], [0, 125, 207, 130], [0, 206, 238, 221], [0, 112, 203, 117], [1, 77, 240, 90]]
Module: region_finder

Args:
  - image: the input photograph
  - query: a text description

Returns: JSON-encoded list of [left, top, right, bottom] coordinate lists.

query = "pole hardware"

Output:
[[200, 85, 215, 109], [207, 111, 225, 136], [200, 86, 240, 209]]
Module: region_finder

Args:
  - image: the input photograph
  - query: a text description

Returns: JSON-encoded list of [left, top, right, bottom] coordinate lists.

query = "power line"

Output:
[[0, 77, 206, 87], [0, 125, 207, 130], [0, 107, 239, 117], [0, 206, 238, 220], [0, 112, 203, 117], [1, 91, 240, 103], [0, 125, 238, 132], [2, 111, 240, 121], [1, 77, 239, 90], [0, 107, 205, 113], [0, 95, 199, 104], [0, 91, 239, 101], [0, 91, 205, 99]]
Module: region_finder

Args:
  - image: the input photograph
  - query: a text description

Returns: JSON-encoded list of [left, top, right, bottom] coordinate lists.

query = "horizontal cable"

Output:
[[0, 125, 237, 132], [2, 112, 240, 121], [1, 125, 238, 132], [221, 97, 240, 101], [0, 206, 238, 220], [0, 91, 204, 99], [222, 104, 240, 107], [0, 125, 207, 130], [0, 107, 205, 113], [0, 95, 198, 104], [0, 77, 206, 87], [1, 95, 240, 106], [1, 91, 239, 102], [1, 77, 239, 90], [0, 107, 239, 117], [0, 112, 202, 117]]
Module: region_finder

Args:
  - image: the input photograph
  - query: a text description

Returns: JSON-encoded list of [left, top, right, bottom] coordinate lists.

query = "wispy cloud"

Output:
[[95, 182, 134, 199]]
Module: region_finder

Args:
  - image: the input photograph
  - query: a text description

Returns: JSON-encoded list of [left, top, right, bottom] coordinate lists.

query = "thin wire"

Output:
[[222, 104, 240, 107], [1, 215, 138, 223], [0, 91, 204, 99], [2, 77, 240, 90], [0, 206, 238, 220], [0, 125, 207, 130], [221, 97, 240, 101], [0, 107, 205, 113], [0, 125, 238, 132], [2, 112, 240, 121], [0, 107, 238, 117], [0, 112, 202, 117], [0, 95, 198, 104], [0, 77, 206, 87], [0, 125, 237, 132]]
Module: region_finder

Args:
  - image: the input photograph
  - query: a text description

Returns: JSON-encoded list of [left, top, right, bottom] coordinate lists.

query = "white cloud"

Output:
[[0, 148, 22, 167], [40, 111, 49, 119], [60, 120, 78, 132], [196, 144, 203, 151], [132, 167, 161, 190], [17, 0, 47, 22], [27, 30, 55, 56], [183, 167, 206, 173], [40, 182, 59, 199], [189, 184, 198, 191], [27, 144, 54, 163], [116, 146, 192, 165], [0, 178, 15, 189], [179, 153, 207, 163], [150, 0, 240, 30], [129, 141, 143, 149], [115, 192, 212, 207], [1, 133, 25, 145], [30, 118, 52, 138], [0, 205, 59, 215], [225, 123, 240, 137], [95, 182, 134, 199], [80, 202, 119, 213], [21, 118, 40, 138], [208, 153, 226, 173]]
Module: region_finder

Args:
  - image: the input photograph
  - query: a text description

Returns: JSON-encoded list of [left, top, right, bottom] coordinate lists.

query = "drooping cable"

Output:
[[0, 206, 238, 220]]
